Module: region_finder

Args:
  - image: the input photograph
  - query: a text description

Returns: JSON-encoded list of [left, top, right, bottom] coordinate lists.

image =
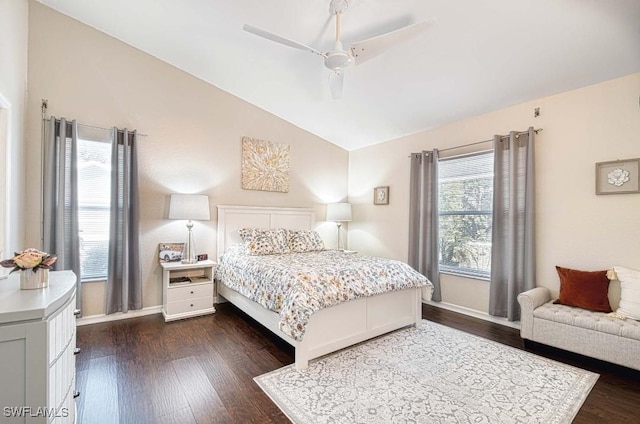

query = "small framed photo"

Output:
[[158, 243, 184, 263], [196, 253, 208, 261], [595, 158, 640, 195], [373, 186, 390, 205]]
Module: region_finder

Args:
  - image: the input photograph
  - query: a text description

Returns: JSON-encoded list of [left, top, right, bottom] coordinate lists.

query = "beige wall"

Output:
[[26, 2, 348, 316], [0, 0, 29, 259], [19, 1, 640, 318], [349, 73, 640, 313]]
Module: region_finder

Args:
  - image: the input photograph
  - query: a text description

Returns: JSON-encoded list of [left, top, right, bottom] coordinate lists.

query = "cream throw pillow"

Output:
[[613, 266, 640, 320]]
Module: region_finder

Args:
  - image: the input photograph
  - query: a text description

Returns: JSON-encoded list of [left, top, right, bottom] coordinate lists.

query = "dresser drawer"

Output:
[[48, 336, 75, 417], [166, 296, 214, 316], [168, 283, 212, 302], [48, 299, 76, 366]]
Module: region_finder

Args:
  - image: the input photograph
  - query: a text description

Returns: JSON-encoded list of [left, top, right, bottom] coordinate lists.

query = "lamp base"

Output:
[[336, 222, 344, 251], [181, 220, 198, 263]]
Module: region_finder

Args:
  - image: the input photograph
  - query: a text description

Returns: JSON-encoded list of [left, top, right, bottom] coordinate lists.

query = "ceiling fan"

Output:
[[243, 0, 432, 100]]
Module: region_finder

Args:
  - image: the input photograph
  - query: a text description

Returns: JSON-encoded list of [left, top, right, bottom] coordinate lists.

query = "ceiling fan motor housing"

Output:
[[325, 49, 353, 70]]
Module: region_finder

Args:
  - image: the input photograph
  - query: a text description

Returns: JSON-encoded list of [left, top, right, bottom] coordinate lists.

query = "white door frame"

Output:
[[0, 92, 11, 278]]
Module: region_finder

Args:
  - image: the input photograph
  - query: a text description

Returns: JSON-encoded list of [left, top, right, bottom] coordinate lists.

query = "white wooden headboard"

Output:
[[216, 205, 315, 260]]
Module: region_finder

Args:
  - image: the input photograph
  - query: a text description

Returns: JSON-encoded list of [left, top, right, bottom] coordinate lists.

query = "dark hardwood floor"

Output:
[[76, 303, 640, 423]]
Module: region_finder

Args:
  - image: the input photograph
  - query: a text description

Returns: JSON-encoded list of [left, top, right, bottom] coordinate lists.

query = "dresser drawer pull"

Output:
[[73, 309, 81, 316], [190, 291, 194, 294], [190, 304, 194, 307], [73, 391, 80, 399], [74, 347, 81, 355]]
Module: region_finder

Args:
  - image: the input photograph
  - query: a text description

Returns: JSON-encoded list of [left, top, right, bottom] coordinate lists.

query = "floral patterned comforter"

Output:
[[215, 245, 433, 341]]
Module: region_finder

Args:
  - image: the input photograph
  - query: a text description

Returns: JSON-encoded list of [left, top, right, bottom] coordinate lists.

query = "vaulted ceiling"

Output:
[[37, 0, 640, 151]]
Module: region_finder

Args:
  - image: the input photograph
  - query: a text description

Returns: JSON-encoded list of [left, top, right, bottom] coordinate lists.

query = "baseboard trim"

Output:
[[77, 302, 519, 329], [76, 306, 162, 326], [423, 300, 521, 330]]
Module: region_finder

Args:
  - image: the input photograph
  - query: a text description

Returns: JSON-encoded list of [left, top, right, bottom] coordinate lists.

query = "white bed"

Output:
[[215, 205, 424, 370]]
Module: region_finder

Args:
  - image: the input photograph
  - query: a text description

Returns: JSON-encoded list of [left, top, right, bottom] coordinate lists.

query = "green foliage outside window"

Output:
[[438, 152, 493, 277]]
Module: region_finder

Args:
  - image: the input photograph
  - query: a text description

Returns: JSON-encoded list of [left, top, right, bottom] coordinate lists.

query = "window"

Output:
[[438, 151, 493, 279], [77, 135, 111, 280]]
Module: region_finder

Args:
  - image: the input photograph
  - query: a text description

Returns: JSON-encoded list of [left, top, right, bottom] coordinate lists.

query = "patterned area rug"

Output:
[[255, 320, 598, 423]]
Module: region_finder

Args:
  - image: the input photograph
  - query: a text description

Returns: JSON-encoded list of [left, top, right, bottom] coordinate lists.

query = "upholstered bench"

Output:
[[518, 286, 640, 371]]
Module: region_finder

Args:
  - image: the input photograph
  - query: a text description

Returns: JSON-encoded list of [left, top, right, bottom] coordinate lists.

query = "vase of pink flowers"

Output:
[[1, 248, 58, 289]]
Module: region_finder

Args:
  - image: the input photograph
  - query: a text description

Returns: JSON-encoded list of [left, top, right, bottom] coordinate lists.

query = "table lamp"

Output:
[[326, 202, 352, 251], [168, 194, 210, 263]]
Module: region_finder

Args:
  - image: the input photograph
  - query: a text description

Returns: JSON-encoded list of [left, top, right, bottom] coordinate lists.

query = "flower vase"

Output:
[[20, 268, 49, 290]]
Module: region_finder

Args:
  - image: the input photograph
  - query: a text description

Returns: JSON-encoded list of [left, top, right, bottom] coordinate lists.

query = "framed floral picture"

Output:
[[595, 158, 640, 195], [373, 186, 390, 205]]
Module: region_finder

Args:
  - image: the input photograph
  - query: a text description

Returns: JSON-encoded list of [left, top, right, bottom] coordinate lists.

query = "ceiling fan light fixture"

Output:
[[329, 71, 344, 100], [325, 50, 353, 71]]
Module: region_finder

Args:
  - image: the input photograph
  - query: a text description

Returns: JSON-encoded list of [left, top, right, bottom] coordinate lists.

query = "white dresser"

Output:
[[0, 271, 77, 424]]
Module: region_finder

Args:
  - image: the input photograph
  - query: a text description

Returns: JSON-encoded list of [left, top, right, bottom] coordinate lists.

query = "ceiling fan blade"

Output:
[[243, 24, 326, 58], [349, 19, 433, 66], [329, 71, 344, 100]]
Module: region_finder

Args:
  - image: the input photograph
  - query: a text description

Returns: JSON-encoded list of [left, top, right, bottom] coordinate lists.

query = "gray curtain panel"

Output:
[[408, 149, 441, 301], [489, 127, 536, 321], [43, 117, 82, 312], [105, 129, 142, 314]]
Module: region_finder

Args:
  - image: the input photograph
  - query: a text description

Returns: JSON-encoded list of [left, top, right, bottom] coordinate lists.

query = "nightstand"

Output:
[[160, 259, 216, 322]]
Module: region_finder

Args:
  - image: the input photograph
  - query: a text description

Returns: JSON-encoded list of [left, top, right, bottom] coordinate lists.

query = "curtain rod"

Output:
[[81, 121, 149, 137], [409, 128, 542, 157], [42, 99, 148, 137], [47, 117, 149, 137]]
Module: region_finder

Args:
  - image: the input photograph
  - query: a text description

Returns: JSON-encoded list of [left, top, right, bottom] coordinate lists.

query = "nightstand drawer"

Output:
[[166, 296, 214, 315], [168, 283, 213, 301]]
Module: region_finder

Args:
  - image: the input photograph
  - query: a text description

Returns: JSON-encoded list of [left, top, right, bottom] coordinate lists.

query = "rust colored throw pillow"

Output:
[[555, 266, 612, 312]]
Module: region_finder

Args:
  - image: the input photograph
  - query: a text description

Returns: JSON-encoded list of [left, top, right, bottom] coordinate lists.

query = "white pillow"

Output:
[[613, 266, 640, 320]]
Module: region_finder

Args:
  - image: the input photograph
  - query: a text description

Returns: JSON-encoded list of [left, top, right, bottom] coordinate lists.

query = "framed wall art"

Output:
[[373, 186, 390, 205], [241, 136, 290, 193], [595, 158, 640, 195]]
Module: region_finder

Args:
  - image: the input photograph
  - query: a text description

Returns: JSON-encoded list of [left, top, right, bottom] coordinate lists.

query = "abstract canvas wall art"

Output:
[[242, 137, 290, 193]]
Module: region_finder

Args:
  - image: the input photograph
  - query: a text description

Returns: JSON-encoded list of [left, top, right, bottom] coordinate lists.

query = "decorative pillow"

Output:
[[612, 266, 640, 320], [554, 266, 612, 313], [238, 228, 289, 255], [288, 230, 325, 253]]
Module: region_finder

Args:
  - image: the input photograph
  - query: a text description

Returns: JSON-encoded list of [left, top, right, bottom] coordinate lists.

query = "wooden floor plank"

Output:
[[171, 356, 234, 424], [158, 407, 197, 424], [116, 357, 156, 424], [146, 363, 193, 420], [79, 355, 120, 424], [198, 343, 286, 423], [75, 303, 640, 424]]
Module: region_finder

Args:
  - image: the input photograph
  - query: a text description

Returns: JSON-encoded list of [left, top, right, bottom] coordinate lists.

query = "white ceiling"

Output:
[[37, 0, 640, 151]]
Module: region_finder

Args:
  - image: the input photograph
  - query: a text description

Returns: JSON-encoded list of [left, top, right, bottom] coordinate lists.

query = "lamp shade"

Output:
[[326, 202, 352, 222], [168, 194, 210, 221]]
